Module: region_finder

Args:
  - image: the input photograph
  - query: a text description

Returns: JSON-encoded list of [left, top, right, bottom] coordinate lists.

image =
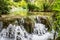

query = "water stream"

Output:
[[0, 17, 55, 40]]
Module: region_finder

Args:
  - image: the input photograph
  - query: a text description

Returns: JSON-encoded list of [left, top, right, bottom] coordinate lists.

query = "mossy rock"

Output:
[[1, 18, 18, 28], [37, 16, 51, 31], [56, 37, 60, 40], [23, 17, 34, 34]]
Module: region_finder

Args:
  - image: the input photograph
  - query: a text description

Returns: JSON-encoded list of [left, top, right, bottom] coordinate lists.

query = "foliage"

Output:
[[43, 0, 55, 12], [6, 0, 28, 16], [9, 7, 28, 16], [43, 3, 51, 12], [27, 3, 40, 12], [6, 0, 28, 8], [34, 0, 44, 11], [19, 0, 28, 9], [52, 0, 60, 11], [53, 12, 60, 38], [0, 0, 10, 14], [52, 0, 60, 38], [14, 0, 21, 2]]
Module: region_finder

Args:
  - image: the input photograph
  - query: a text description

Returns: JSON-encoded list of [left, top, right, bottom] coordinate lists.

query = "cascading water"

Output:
[[0, 17, 55, 40], [34, 23, 47, 35]]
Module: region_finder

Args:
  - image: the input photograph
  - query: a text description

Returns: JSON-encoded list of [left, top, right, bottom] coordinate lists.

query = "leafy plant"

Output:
[[13, 0, 21, 2], [27, 3, 40, 12], [43, 3, 51, 12], [52, 12, 60, 40], [34, 0, 44, 11], [52, 0, 60, 11], [0, 0, 10, 14]]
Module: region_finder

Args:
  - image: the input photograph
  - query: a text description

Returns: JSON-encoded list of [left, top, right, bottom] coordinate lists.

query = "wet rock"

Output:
[[3, 20, 15, 28], [1, 18, 17, 28], [38, 16, 51, 31], [56, 37, 60, 40], [23, 17, 34, 34]]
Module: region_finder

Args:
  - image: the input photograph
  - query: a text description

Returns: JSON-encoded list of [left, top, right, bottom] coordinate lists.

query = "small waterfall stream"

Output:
[[0, 17, 55, 40]]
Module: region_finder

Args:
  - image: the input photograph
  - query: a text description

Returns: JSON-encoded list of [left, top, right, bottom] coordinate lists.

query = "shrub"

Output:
[[27, 3, 40, 12], [43, 3, 52, 12]]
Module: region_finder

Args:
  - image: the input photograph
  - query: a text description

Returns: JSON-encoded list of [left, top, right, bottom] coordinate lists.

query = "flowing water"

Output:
[[0, 17, 55, 40]]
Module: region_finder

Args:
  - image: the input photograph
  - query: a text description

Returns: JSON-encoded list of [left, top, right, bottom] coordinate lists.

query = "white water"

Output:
[[0, 23, 54, 40], [0, 17, 55, 40]]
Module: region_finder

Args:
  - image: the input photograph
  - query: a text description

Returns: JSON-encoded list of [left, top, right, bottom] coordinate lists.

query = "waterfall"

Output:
[[0, 17, 54, 40], [34, 23, 47, 35]]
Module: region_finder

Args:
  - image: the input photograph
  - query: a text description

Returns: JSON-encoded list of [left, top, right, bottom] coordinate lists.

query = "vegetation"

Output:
[[0, 0, 60, 14], [0, 0, 60, 40], [52, 12, 60, 40], [27, 3, 40, 12], [52, 0, 60, 11], [52, 0, 60, 39], [0, 0, 10, 14]]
